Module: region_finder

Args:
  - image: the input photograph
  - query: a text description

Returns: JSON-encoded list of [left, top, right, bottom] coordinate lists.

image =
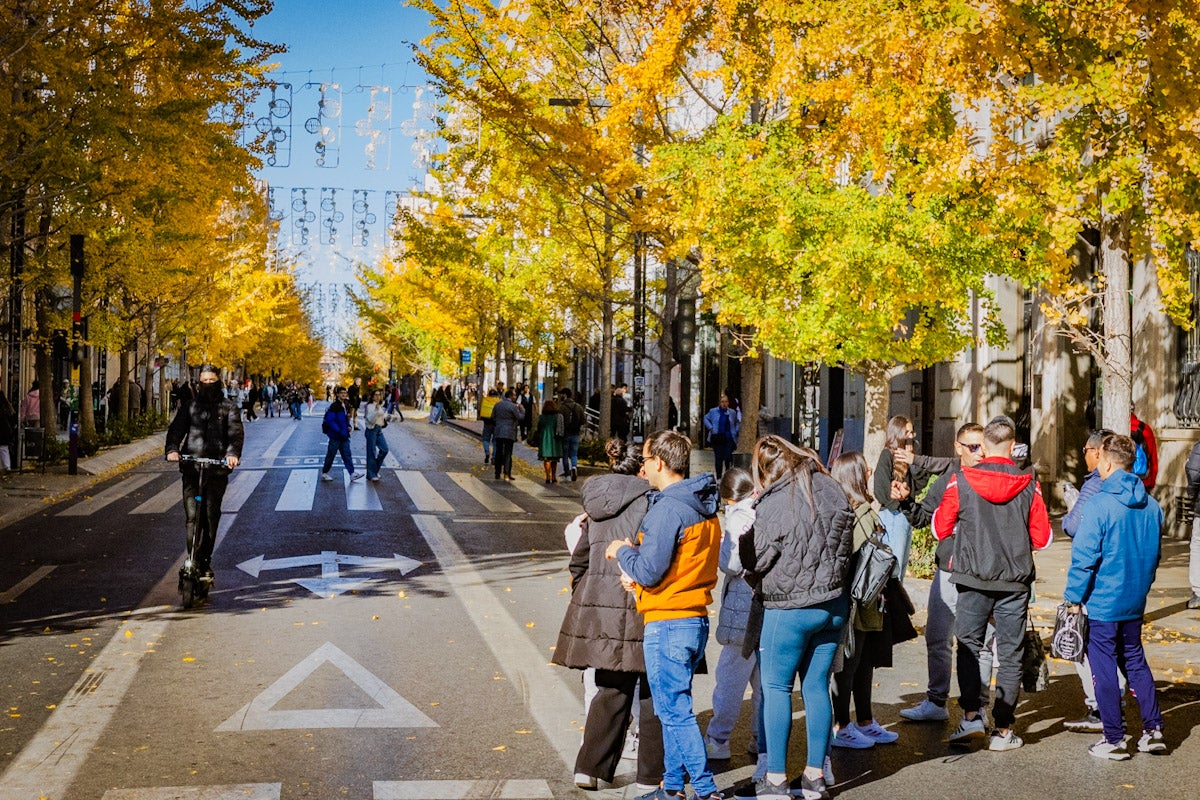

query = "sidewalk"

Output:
[[0, 435, 163, 531]]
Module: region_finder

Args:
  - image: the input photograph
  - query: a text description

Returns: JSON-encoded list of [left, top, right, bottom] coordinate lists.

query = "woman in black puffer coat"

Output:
[[553, 440, 663, 792], [740, 435, 854, 800]]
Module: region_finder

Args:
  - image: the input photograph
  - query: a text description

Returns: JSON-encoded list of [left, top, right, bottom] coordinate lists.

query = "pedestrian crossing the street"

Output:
[[59, 467, 580, 519]]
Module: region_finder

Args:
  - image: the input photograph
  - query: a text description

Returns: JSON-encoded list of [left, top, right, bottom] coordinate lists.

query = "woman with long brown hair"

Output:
[[741, 435, 854, 800]]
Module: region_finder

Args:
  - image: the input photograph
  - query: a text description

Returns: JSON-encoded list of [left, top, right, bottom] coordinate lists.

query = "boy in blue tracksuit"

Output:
[[1063, 433, 1166, 759]]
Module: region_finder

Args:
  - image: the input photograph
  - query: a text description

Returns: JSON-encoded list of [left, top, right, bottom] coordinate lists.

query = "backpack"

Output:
[[1131, 421, 1150, 478], [321, 408, 334, 436]]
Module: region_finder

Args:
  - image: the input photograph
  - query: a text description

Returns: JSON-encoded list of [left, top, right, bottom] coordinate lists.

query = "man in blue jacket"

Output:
[[1063, 433, 1166, 760], [321, 386, 363, 482], [702, 395, 739, 480]]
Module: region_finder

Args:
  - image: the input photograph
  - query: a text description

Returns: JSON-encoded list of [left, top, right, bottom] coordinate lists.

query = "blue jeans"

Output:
[[322, 437, 355, 475], [760, 596, 848, 772], [560, 434, 580, 472], [364, 427, 389, 479], [482, 424, 495, 461], [1088, 618, 1164, 743], [290, 401, 302, 419], [878, 508, 913, 584], [643, 617, 717, 797], [710, 434, 734, 479]]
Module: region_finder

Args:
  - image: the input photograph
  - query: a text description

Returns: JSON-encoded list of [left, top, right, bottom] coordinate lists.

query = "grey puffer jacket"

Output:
[[743, 470, 854, 609], [552, 474, 651, 672]]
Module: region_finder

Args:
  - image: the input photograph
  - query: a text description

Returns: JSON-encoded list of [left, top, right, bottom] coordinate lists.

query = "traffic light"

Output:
[[673, 298, 696, 362]]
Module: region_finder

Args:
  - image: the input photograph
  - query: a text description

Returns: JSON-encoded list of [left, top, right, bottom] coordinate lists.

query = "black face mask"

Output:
[[197, 381, 224, 403]]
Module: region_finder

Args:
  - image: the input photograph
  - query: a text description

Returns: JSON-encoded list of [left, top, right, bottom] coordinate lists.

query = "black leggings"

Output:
[[833, 627, 876, 726], [181, 465, 229, 570]]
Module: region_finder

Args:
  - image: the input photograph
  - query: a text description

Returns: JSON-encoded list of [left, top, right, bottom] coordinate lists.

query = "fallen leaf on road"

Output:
[[182, 657, 195, 663], [493, 745, 506, 751], [372, 615, 380, 620], [515, 729, 532, 734], [124, 630, 132, 638], [526, 622, 535, 628]]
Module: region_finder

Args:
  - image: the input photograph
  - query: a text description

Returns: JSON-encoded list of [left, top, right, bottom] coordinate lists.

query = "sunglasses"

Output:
[[957, 442, 983, 453]]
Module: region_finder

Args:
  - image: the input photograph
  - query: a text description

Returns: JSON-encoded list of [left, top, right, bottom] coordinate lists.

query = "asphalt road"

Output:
[[1, 412, 1199, 800]]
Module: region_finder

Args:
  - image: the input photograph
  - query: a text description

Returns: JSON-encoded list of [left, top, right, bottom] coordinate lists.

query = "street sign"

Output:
[[460, 348, 472, 364]]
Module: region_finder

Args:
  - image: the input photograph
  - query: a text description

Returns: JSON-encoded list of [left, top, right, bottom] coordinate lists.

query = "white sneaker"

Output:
[[831, 725, 875, 749], [1137, 729, 1167, 753], [854, 720, 898, 744], [899, 699, 949, 722], [1089, 738, 1130, 760], [948, 716, 986, 742], [320, 472, 334, 482], [988, 730, 1024, 751], [349, 472, 364, 482], [574, 773, 597, 789], [704, 735, 731, 760]]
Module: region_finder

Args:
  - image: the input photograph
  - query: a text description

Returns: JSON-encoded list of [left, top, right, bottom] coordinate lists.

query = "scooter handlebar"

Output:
[[177, 454, 230, 468]]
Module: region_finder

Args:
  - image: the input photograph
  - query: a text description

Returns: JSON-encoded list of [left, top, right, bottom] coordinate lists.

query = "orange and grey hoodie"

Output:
[[933, 456, 1052, 592], [616, 473, 722, 622]]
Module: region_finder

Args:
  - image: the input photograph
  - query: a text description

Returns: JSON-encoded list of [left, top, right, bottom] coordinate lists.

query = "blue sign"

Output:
[[460, 348, 473, 364]]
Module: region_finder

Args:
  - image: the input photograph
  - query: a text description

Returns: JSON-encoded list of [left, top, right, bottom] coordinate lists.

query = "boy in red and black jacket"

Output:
[[933, 415, 1051, 753]]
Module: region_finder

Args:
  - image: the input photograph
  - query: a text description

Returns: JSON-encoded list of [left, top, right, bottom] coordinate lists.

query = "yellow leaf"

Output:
[[124, 630, 133, 638], [525, 622, 535, 628], [493, 745, 507, 751], [182, 657, 195, 663]]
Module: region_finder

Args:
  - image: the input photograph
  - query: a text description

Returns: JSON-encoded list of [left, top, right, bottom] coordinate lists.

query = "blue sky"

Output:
[[245, 0, 436, 322]]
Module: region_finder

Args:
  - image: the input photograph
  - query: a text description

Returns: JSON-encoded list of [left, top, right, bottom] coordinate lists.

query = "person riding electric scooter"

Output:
[[165, 365, 244, 606]]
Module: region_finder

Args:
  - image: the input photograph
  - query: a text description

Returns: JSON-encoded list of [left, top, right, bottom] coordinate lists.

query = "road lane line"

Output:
[[138, 513, 237, 610], [221, 469, 266, 512], [0, 565, 57, 603], [412, 514, 579, 770], [56, 473, 157, 516], [101, 785, 281, 800], [345, 469, 383, 511], [0, 616, 168, 800], [446, 472, 523, 514], [275, 469, 318, 511], [394, 470, 452, 512], [373, 780, 552, 799]]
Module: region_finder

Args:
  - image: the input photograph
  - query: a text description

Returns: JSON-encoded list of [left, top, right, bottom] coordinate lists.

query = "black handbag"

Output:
[[1020, 617, 1050, 692], [850, 528, 897, 606], [1050, 602, 1089, 663]]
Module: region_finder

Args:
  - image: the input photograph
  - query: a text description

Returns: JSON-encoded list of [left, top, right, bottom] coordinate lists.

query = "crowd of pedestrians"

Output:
[[550, 410, 1170, 800]]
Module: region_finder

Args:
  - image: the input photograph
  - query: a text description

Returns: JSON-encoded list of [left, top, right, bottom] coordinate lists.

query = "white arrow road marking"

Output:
[[101, 784, 281, 800], [215, 642, 439, 731], [236, 551, 423, 597], [373, 780, 552, 799], [412, 514, 580, 771]]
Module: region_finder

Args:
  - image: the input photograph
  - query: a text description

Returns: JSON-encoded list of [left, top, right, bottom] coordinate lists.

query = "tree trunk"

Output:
[[79, 349, 94, 441], [1100, 207, 1132, 432], [145, 304, 158, 414], [736, 345, 763, 454], [599, 296, 613, 441], [115, 350, 130, 423], [862, 362, 903, 467], [654, 258, 679, 435]]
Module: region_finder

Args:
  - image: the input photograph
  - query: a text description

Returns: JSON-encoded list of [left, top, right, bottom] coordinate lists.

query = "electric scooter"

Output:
[[177, 454, 228, 609]]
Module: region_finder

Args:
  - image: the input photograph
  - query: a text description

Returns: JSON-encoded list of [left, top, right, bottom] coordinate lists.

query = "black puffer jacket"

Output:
[[552, 474, 650, 672], [743, 470, 854, 609], [164, 396, 244, 463]]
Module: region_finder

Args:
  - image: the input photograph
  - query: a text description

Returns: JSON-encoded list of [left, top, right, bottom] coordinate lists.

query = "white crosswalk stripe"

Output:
[[130, 481, 182, 515], [222, 469, 266, 512], [373, 780, 552, 799], [276, 469, 318, 511], [101, 785, 281, 800], [394, 470, 453, 512], [509, 476, 579, 511], [345, 469, 384, 511], [57, 474, 157, 517], [446, 472, 524, 514]]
